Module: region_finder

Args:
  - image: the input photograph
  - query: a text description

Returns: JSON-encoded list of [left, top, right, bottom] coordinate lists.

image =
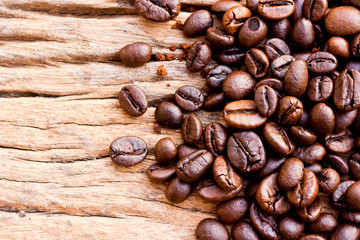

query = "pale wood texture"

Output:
[[0, 1, 337, 239]]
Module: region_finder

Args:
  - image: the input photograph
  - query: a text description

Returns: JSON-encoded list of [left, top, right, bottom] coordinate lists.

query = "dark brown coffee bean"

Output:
[[155, 137, 177, 164], [264, 38, 291, 61], [334, 109, 358, 133], [176, 149, 213, 182], [227, 131, 266, 173], [181, 114, 203, 145], [310, 103, 335, 136], [291, 18, 315, 50], [216, 197, 249, 224], [166, 177, 192, 203], [206, 65, 232, 89], [177, 144, 198, 160], [277, 96, 304, 126], [222, 6, 252, 35], [245, 48, 269, 78], [323, 154, 349, 175], [284, 59, 308, 96], [250, 203, 280, 240], [254, 78, 284, 97], [216, 47, 246, 65], [110, 136, 147, 167], [305, 163, 324, 175], [263, 121, 295, 156], [204, 92, 226, 111], [318, 168, 340, 194], [206, 27, 235, 49], [213, 156, 242, 192], [256, 157, 286, 179], [183, 10, 213, 37], [256, 172, 291, 215], [278, 158, 304, 190], [325, 129, 355, 153], [271, 55, 295, 79], [327, 36, 350, 59], [296, 196, 322, 222], [155, 102, 183, 129], [292, 143, 326, 165], [332, 180, 355, 208], [232, 221, 260, 240], [135, 0, 180, 22], [345, 181, 360, 210], [351, 0, 360, 8], [254, 85, 278, 117], [307, 76, 333, 103], [238, 17, 268, 48], [186, 41, 212, 72], [257, 0, 295, 20], [339, 210, 360, 225], [290, 126, 317, 145], [224, 100, 268, 129], [211, 0, 244, 17], [196, 178, 243, 202], [246, 0, 259, 12], [195, 218, 230, 240], [175, 86, 204, 112], [349, 153, 360, 180], [309, 212, 337, 233], [325, 6, 360, 36], [119, 85, 148, 116], [279, 216, 305, 240], [303, 0, 328, 21], [334, 69, 360, 111], [222, 71, 255, 100], [307, 52, 338, 74], [300, 235, 326, 240], [119, 42, 152, 67], [270, 18, 291, 40], [351, 33, 360, 58], [146, 164, 176, 182], [204, 123, 227, 156], [292, 0, 305, 22], [330, 224, 360, 240]]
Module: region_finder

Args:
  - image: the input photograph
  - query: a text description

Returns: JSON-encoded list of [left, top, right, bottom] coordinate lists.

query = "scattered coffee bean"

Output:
[[279, 216, 305, 240], [263, 121, 295, 156], [110, 136, 147, 166], [155, 102, 183, 129], [186, 41, 212, 72], [175, 86, 204, 111], [204, 122, 227, 156], [135, 0, 180, 22], [119, 85, 148, 116], [147, 164, 176, 182], [183, 10, 213, 37], [222, 6, 252, 35], [245, 48, 269, 78], [216, 197, 248, 224], [181, 113, 203, 145], [318, 168, 340, 194], [166, 177, 192, 203], [155, 137, 177, 164], [119, 42, 152, 67], [195, 218, 230, 240], [238, 17, 268, 48], [222, 71, 255, 100], [254, 85, 278, 117], [232, 221, 260, 240]]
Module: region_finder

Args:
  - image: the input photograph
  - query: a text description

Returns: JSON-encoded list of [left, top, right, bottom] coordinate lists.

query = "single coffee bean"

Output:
[[177, 144, 198, 160], [296, 196, 322, 222], [270, 18, 291, 40], [292, 0, 305, 22], [256, 157, 286, 179], [204, 92, 227, 111], [206, 65, 232, 89], [155, 102, 183, 129], [254, 78, 284, 97], [238, 17, 268, 48], [211, 0, 244, 17], [204, 122, 227, 156], [256, 172, 291, 215], [277, 96, 304, 126], [330, 224, 360, 240], [175, 86, 204, 112], [305, 163, 324, 175], [224, 100, 268, 129], [227, 131, 266, 173], [196, 178, 243, 202], [183, 10, 213, 37], [216, 47, 246, 65], [290, 126, 317, 145], [327, 36, 350, 59], [257, 0, 295, 20], [309, 212, 337, 233], [290, 18, 315, 50], [222, 71, 255, 100], [303, 0, 328, 21], [186, 41, 212, 72], [325, 129, 355, 153], [292, 143, 326, 165], [323, 154, 349, 175], [166, 177, 192, 203], [263, 121, 295, 156], [119, 42, 152, 67], [325, 6, 360, 36], [351, 33, 360, 58], [278, 158, 304, 190], [264, 38, 291, 61], [246, 0, 259, 12], [245, 48, 269, 78], [146, 164, 176, 182], [250, 203, 280, 240], [181, 114, 203, 145], [333, 69, 360, 111], [310, 103, 335, 136], [279, 216, 305, 240], [332, 180, 355, 208], [307, 51, 338, 74], [216, 197, 249, 224], [135, 0, 180, 22], [345, 181, 360, 210], [213, 156, 242, 192], [299, 235, 326, 240], [349, 153, 360, 180], [339, 210, 360, 225], [110, 136, 147, 166], [284, 59, 308, 96], [334, 109, 358, 133], [206, 27, 235, 49], [254, 85, 278, 117], [119, 85, 148, 116], [271, 55, 295, 79], [232, 221, 260, 240], [222, 6, 252, 35], [155, 137, 177, 164], [176, 149, 213, 182], [307, 76, 333, 103], [318, 168, 341, 194], [195, 218, 230, 240]]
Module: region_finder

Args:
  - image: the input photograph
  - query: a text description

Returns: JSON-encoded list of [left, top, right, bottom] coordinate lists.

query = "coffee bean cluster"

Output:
[[111, 0, 360, 239]]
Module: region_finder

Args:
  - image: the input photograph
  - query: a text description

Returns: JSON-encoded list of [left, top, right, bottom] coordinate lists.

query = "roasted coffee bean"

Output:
[[270, 18, 291, 40], [292, 143, 326, 165], [166, 177, 192, 203], [186, 41, 212, 72], [327, 36, 350, 59], [213, 156, 242, 192], [330, 224, 360, 240], [181, 114, 203, 145], [290, 126, 317, 145], [155, 102, 183, 129], [287, 169, 319, 207], [351, 0, 360, 8], [177, 144, 198, 160], [309, 212, 337, 233], [135, 0, 180, 22], [257, 0, 295, 20], [232, 221, 260, 240], [224, 100, 268, 129], [256, 157, 286, 179], [204, 92, 227, 111], [318, 168, 341, 194], [206, 65, 232, 89], [183, 10, 213, 37], [222, 71, 255, 100], [216, 197, 249, 223], [307, 52, 338, 74], [264, 38, 291, 61], [292, 0, 305, 22], [339, 210, 360, 225], [349, 153, 360, 180], [277, 96, 304, 126], [206, 27, 235, 49], [211, 0, 244, 17], [345, 181, 360, 210], [325, 6, 360, 36], [325, 129, 354, 153], [293, 51, 312, 61], [222, 6, 252, 35], [263, 121, 295, 156], [296, 196, 322, 222], [307, 76, 333, 103], [119, 42, 152, 67], [110, 136, 147, 166], [195, 218, 230, 240], [351, 33, 360, 58], [256, 172, 291, 215], [245, 48, 269, 78], [227, 131, 266, 173], [155, 137, 177, 164], [175, 86, 204, 111], [334, 109, 358, 133], [291, 18, 315, 50], [303, 0, 328, 21], [216, 47, 246, 65], [323, 154, 349, 175], [246, 0, 259, 12], [250, 203, 280, 240], [254, 85, 278, 117], [306, 163, 324, 175], [279, 216, 305, 240], [146, 164, 176, 182], [119, 85, 148, 116], [334, 69, 360, 111], [278, 158, 304, 190], [310, 103, 335, 136], [332, 180, 355, 208], [299, 235, 326, 240], [284, 60, 308, 96], [238, 17, 268, 48], [271, 55, 295, 79], [176, 149, 213, 182], [204, 122, 227, 156], [254, 78, 284, 97], [196, 178, 243, 202]]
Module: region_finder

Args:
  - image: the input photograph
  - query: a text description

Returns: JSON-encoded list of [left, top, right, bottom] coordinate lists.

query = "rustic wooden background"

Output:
[[0, 0, 338, 239]]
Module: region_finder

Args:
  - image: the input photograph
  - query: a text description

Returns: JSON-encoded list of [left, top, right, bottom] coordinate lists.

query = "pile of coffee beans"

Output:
[[111, 0, 360, 239]]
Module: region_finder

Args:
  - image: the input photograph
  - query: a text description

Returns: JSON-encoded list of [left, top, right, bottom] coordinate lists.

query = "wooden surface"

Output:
[[0, 1, 337, 239]]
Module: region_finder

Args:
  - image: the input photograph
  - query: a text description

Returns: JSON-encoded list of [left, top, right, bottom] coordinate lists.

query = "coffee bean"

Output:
[[254, 78, 284, 97], [339, 209, 360, 225], [206, 27, 235, 49], [327, 36, 350, 59], [264, 38, 291, 61], [211, 0, 244, 17], [204, 122, 227, 156], [254, 85, 278, 117], [183, 10, 213, 37], [249, 203, 280, 240], [227, 131, 266, 173], [278, 158, 304, 190], [177, 144, 198, 160], [155, 137, 177, 164], [175, 86, 204, 111], [196, 178, 243, 202], [206, 65, 232, 89], [307, 76, 333, 103], [296, 197, 322, 222], [351, 33, 360, 58], [166, 177, 192, 203], [309, 212, 338, 233], [232, 221, 260, 240], [334, 109, 358, 133], [119, 85, 148, 116], [332, 180, 355, 208], [195, 218, 230, 240], [119, 42, 152, 67], [349, 153, 360, 180], [334, 69, 360, 111], [204, 92, 227, 111], [290, 126, 317, 145], [291, 18, 315, 50], [279, 216, 305, 240], [135, 0, 180, 22], [110, 136, 148, 166], [147, 164, 176, 182], [256, 156, 286, 179], [181, 114, 203, 145], [257, 0, 295, 20], [271, 55, 295, 79], [263, 121, 295, 156], [216, 47, 246, 65], [323, 154, 349, 175], [284, 59, 308, 96], [325, 129, 355, 153], [292, 0, 305, 22], [318, 168, 340, 194], [222, 6, 252, 35], [186, 41, 212, 72], [212, 155, 242, 192], [325, 6, 360, 36], [245, 48, 269, 78], [270, 18, 291, 40], [303, 0, 328, 22], [238, 17, 268, 48], [155, 102, 183, 129], [310, 103, 335, 136], [345, 181, 360, 210], [292, 143, 326, 165], [277, 96, 304, 126], [222, 71, 255, 100], [306, 163, 324, 175], [330, 224, 360, 240], [246, 0, 259, 12], [299, 235, 326, 240], [293, 51, 312, 61], [216, 197, 249, 224], [307, 51, 338, 74], [351, 0, 360, 8]]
